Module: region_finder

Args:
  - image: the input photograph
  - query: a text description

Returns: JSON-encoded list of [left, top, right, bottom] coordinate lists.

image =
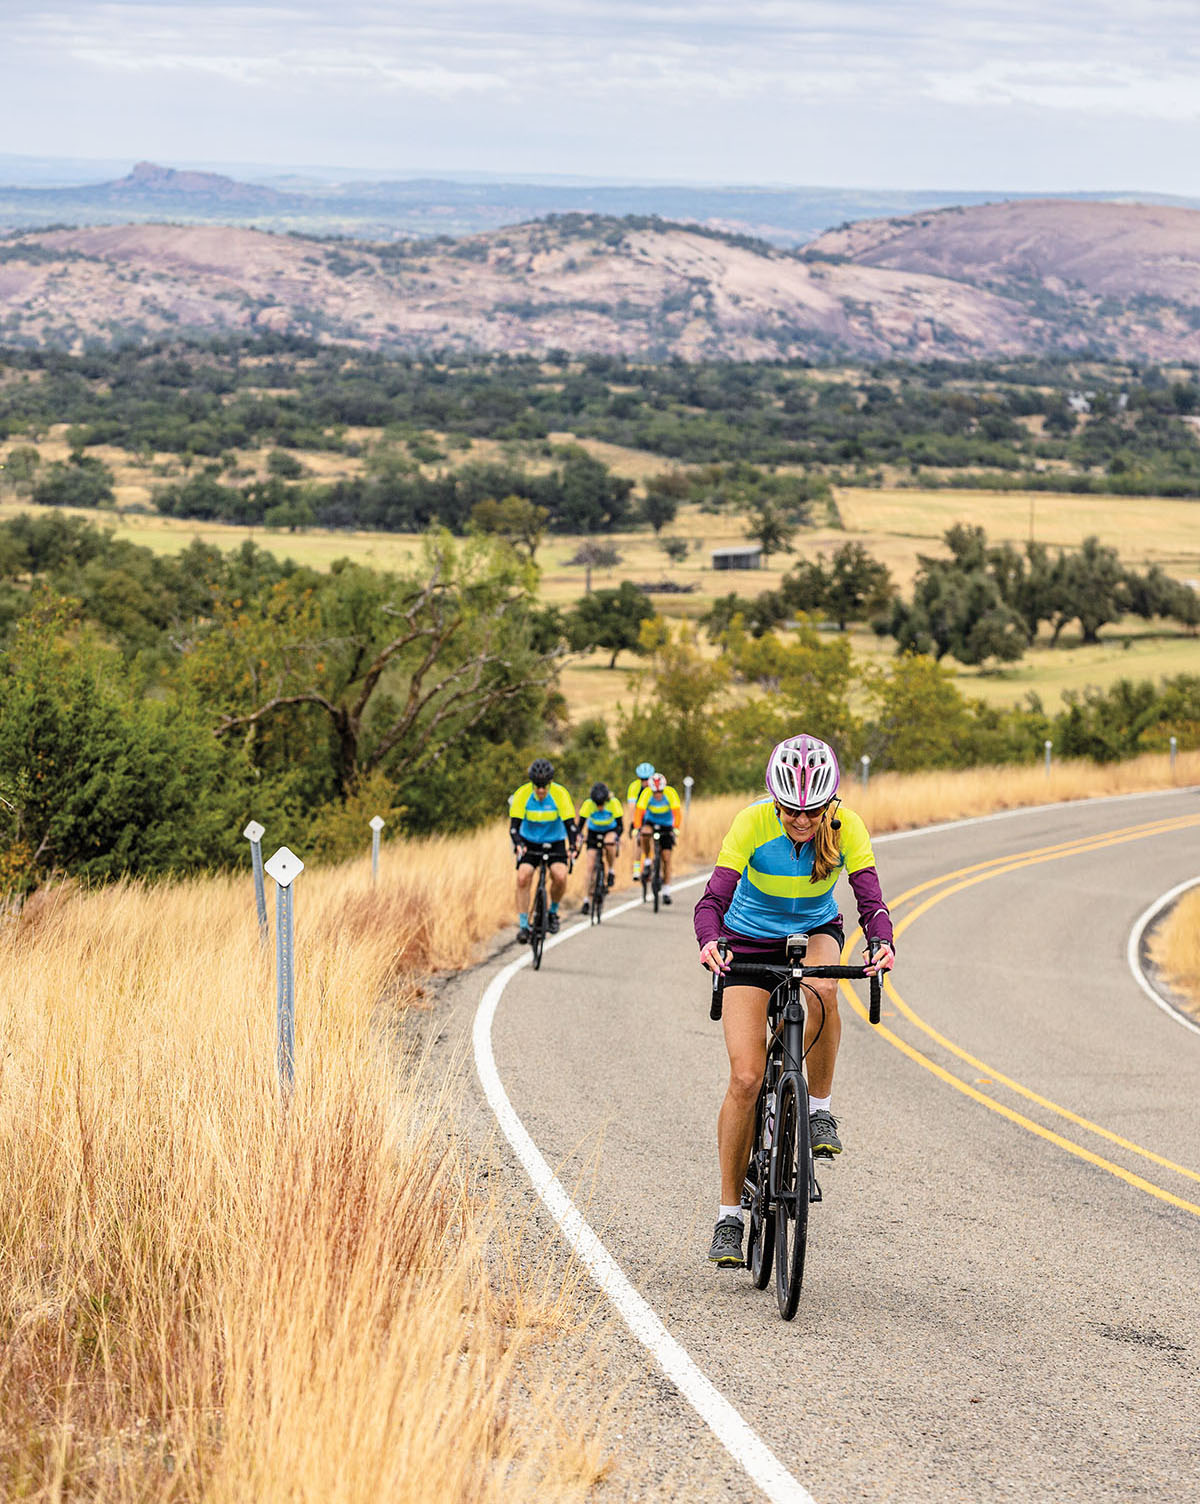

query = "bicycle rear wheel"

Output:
[[773, 1074, 810, 1320], [530, 880, 547, 970]]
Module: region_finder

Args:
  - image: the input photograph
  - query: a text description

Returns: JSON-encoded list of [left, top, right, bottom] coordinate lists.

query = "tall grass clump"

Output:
[[1151, 885, 1200, 1015], [0, 870, 609, 1501]]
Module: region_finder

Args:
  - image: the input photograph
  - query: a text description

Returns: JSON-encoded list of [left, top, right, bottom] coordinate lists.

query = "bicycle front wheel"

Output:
[[773, 1075, 810, 1320], [591, 860, 605, 924], [530, 884, 547, 970], [651, 847, 662, 913]]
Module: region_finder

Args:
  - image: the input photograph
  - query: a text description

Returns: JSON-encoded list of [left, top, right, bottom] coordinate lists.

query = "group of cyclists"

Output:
[[508, 732, 897, 1274], [508, 757, 682, 939]]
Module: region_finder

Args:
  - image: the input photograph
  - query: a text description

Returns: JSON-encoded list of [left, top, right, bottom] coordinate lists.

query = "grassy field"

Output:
[[837, 486, 1200, 579], [5, 424, 1200, 718], [1151, 884, 1200, 1016]]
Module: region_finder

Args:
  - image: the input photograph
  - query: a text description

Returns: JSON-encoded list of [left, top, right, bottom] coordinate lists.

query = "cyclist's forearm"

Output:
[[509, 818, 523, 848], [693, 865, 738, 947], [848, 866, 895, 949]]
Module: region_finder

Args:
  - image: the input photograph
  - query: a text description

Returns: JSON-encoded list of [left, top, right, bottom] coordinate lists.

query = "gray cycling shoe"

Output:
[[708, 1216, 745, 1268], [810, 1109, 842, 1158]]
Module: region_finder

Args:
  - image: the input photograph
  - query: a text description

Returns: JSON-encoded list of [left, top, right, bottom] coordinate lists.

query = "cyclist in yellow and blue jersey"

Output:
[[633, 771, 682, 905], [509, 757, 579, 943], [694, 733, 895, 1269], [578, 781, 623, 914], [625, 760, 655, 874]]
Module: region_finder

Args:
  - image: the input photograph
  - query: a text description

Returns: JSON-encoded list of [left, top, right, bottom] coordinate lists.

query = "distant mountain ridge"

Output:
[[5, 200, 1200, 362], [4, 159, 1200, 247]]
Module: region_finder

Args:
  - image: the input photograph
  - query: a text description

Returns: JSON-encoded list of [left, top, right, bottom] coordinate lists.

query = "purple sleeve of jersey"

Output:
[[693, 866, 739, 947], [848, 866, 894, 949]]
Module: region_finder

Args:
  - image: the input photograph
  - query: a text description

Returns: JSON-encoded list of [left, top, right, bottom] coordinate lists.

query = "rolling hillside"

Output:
[[4, 201, 1200, 361]]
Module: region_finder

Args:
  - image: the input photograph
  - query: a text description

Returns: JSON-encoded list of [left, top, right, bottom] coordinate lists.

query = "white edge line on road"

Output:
[[472, 873, 816, 1504], [474, 785, 1199, 1504], [1126, 876, 1200, 1040]]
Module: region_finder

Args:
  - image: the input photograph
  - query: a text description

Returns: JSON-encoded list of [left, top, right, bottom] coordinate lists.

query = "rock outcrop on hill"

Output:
[[3, 201, 1200, 361]]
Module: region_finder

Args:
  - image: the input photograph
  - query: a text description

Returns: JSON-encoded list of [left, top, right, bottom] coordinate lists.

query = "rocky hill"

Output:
[[4, 202, 1200, 362]]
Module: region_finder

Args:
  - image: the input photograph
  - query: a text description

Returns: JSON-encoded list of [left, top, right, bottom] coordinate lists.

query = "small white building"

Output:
[[712, 545, 763, 571]]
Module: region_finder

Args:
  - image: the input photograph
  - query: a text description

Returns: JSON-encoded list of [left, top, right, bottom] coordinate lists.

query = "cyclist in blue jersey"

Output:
[[509, 758, 579, 943], [632, 772, 682, 904], [694, 734, 896, 1268], [577, 781, 623, 914], [625, 760, 655, 877]]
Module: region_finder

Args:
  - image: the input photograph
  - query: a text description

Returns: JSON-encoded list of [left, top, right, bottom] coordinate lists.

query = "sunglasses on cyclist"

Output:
[[776, 800, 827, 820]]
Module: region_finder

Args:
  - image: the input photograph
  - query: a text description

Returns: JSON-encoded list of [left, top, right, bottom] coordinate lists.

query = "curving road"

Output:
[[476, 789, 1200, 1503]]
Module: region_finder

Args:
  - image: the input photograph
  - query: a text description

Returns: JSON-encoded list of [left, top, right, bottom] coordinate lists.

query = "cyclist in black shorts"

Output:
[[694, 734, 895, 1267], [509, 758, 579, 942], [578, 781, 623, 914]]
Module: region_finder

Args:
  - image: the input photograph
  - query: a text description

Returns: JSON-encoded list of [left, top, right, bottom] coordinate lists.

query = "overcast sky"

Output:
[[6, 1, 1200, 192]]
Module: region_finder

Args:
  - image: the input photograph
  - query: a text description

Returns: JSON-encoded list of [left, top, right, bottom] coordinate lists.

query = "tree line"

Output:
[[6, 337, 1200, 494]]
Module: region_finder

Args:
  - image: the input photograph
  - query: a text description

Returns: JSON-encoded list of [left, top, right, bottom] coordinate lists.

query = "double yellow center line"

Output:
[[841, 812, 1200, 1218]]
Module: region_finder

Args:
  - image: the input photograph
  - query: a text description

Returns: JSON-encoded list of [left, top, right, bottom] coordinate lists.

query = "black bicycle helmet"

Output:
[[528, 757, 555, 785], [590, 781, 610, 805]]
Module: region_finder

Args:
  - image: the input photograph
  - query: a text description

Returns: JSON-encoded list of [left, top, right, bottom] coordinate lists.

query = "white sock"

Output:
[[662, 884, 671, 896], [809, 1094, 832, 1114], [718, 1203, 744, 1224]]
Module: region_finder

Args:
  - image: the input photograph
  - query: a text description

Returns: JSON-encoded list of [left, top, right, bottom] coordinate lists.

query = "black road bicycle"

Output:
[[710, 933, 882, 1320], [589, 839, 616, 925], [518, 848, 574, 971], [640, 827, 665, 912]]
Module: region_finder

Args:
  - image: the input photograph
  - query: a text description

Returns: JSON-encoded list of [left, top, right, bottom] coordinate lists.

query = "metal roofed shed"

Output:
[[711, 545, 763, 570]]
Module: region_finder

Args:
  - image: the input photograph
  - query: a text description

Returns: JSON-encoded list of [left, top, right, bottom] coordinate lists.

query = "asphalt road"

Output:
[[469, 789, 1200, 1503]]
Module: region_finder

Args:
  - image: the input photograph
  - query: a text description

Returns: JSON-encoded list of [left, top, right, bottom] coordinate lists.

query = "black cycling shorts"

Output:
[[517, 840, 569, 868], [639, 825, 676, 850], [586, 830, 618, 850], [721, 921, 845, 993]]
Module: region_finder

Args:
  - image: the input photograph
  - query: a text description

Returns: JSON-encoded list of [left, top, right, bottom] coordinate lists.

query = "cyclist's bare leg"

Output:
[[637, 829, 651, 875], [661, 843, 673, 886], [548, 860, 569, 903], [802, 930, 842, 1100], [515, 861, 534, 916], [717, 984, 770, 1206], [603, 832, 617, 874]]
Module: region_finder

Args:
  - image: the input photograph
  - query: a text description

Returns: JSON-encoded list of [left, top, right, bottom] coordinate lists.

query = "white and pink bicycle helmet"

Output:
[[765, 734, 840, 810]]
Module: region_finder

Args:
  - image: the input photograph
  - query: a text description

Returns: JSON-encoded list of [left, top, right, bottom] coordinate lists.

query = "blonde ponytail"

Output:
[[809, 809, 842, 883]]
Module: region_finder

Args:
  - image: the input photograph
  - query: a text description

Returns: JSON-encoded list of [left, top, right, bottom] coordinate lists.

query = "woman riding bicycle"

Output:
[[693, 734, 896, 1268]]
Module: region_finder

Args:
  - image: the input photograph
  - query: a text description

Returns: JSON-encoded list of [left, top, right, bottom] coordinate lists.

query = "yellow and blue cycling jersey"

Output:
[[634, 783, 682, 829], [626, 778, 648, 805], [508, 781, 576, 845], [580, 795, 624, 833], [718, 797, 875, 941]]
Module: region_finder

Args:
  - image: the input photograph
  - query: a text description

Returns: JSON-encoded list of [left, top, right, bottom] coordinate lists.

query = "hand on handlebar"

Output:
[[699, 939, 731, 975], [864, 940, 895, 975]]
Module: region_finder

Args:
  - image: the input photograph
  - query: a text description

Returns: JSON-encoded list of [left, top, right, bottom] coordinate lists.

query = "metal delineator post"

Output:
[[264, 846, 304, 1097], [243, 820, 268, 944], [370, 815, 385, 884], [1044, 739, 1053, 777], [682, 776, 694, 817], [860, 754, 870, 791], [1170, 735, 1177, 775]]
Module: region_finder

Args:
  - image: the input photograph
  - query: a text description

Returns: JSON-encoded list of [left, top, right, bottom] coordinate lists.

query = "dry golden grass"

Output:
[[1150, 885, 1200, 1015], [0, 867, 611, 1501]]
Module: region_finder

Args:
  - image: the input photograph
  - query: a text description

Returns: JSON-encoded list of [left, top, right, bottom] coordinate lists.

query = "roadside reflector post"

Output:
[[1170, 735, 1178, 775], [682, 776, 694, 817], [370, 815, 385, 884], [860, 754, 870, 791], [264, 846, 304, 1098], [1044, 739, 1053, 777], [243, 819, 268, 945]]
